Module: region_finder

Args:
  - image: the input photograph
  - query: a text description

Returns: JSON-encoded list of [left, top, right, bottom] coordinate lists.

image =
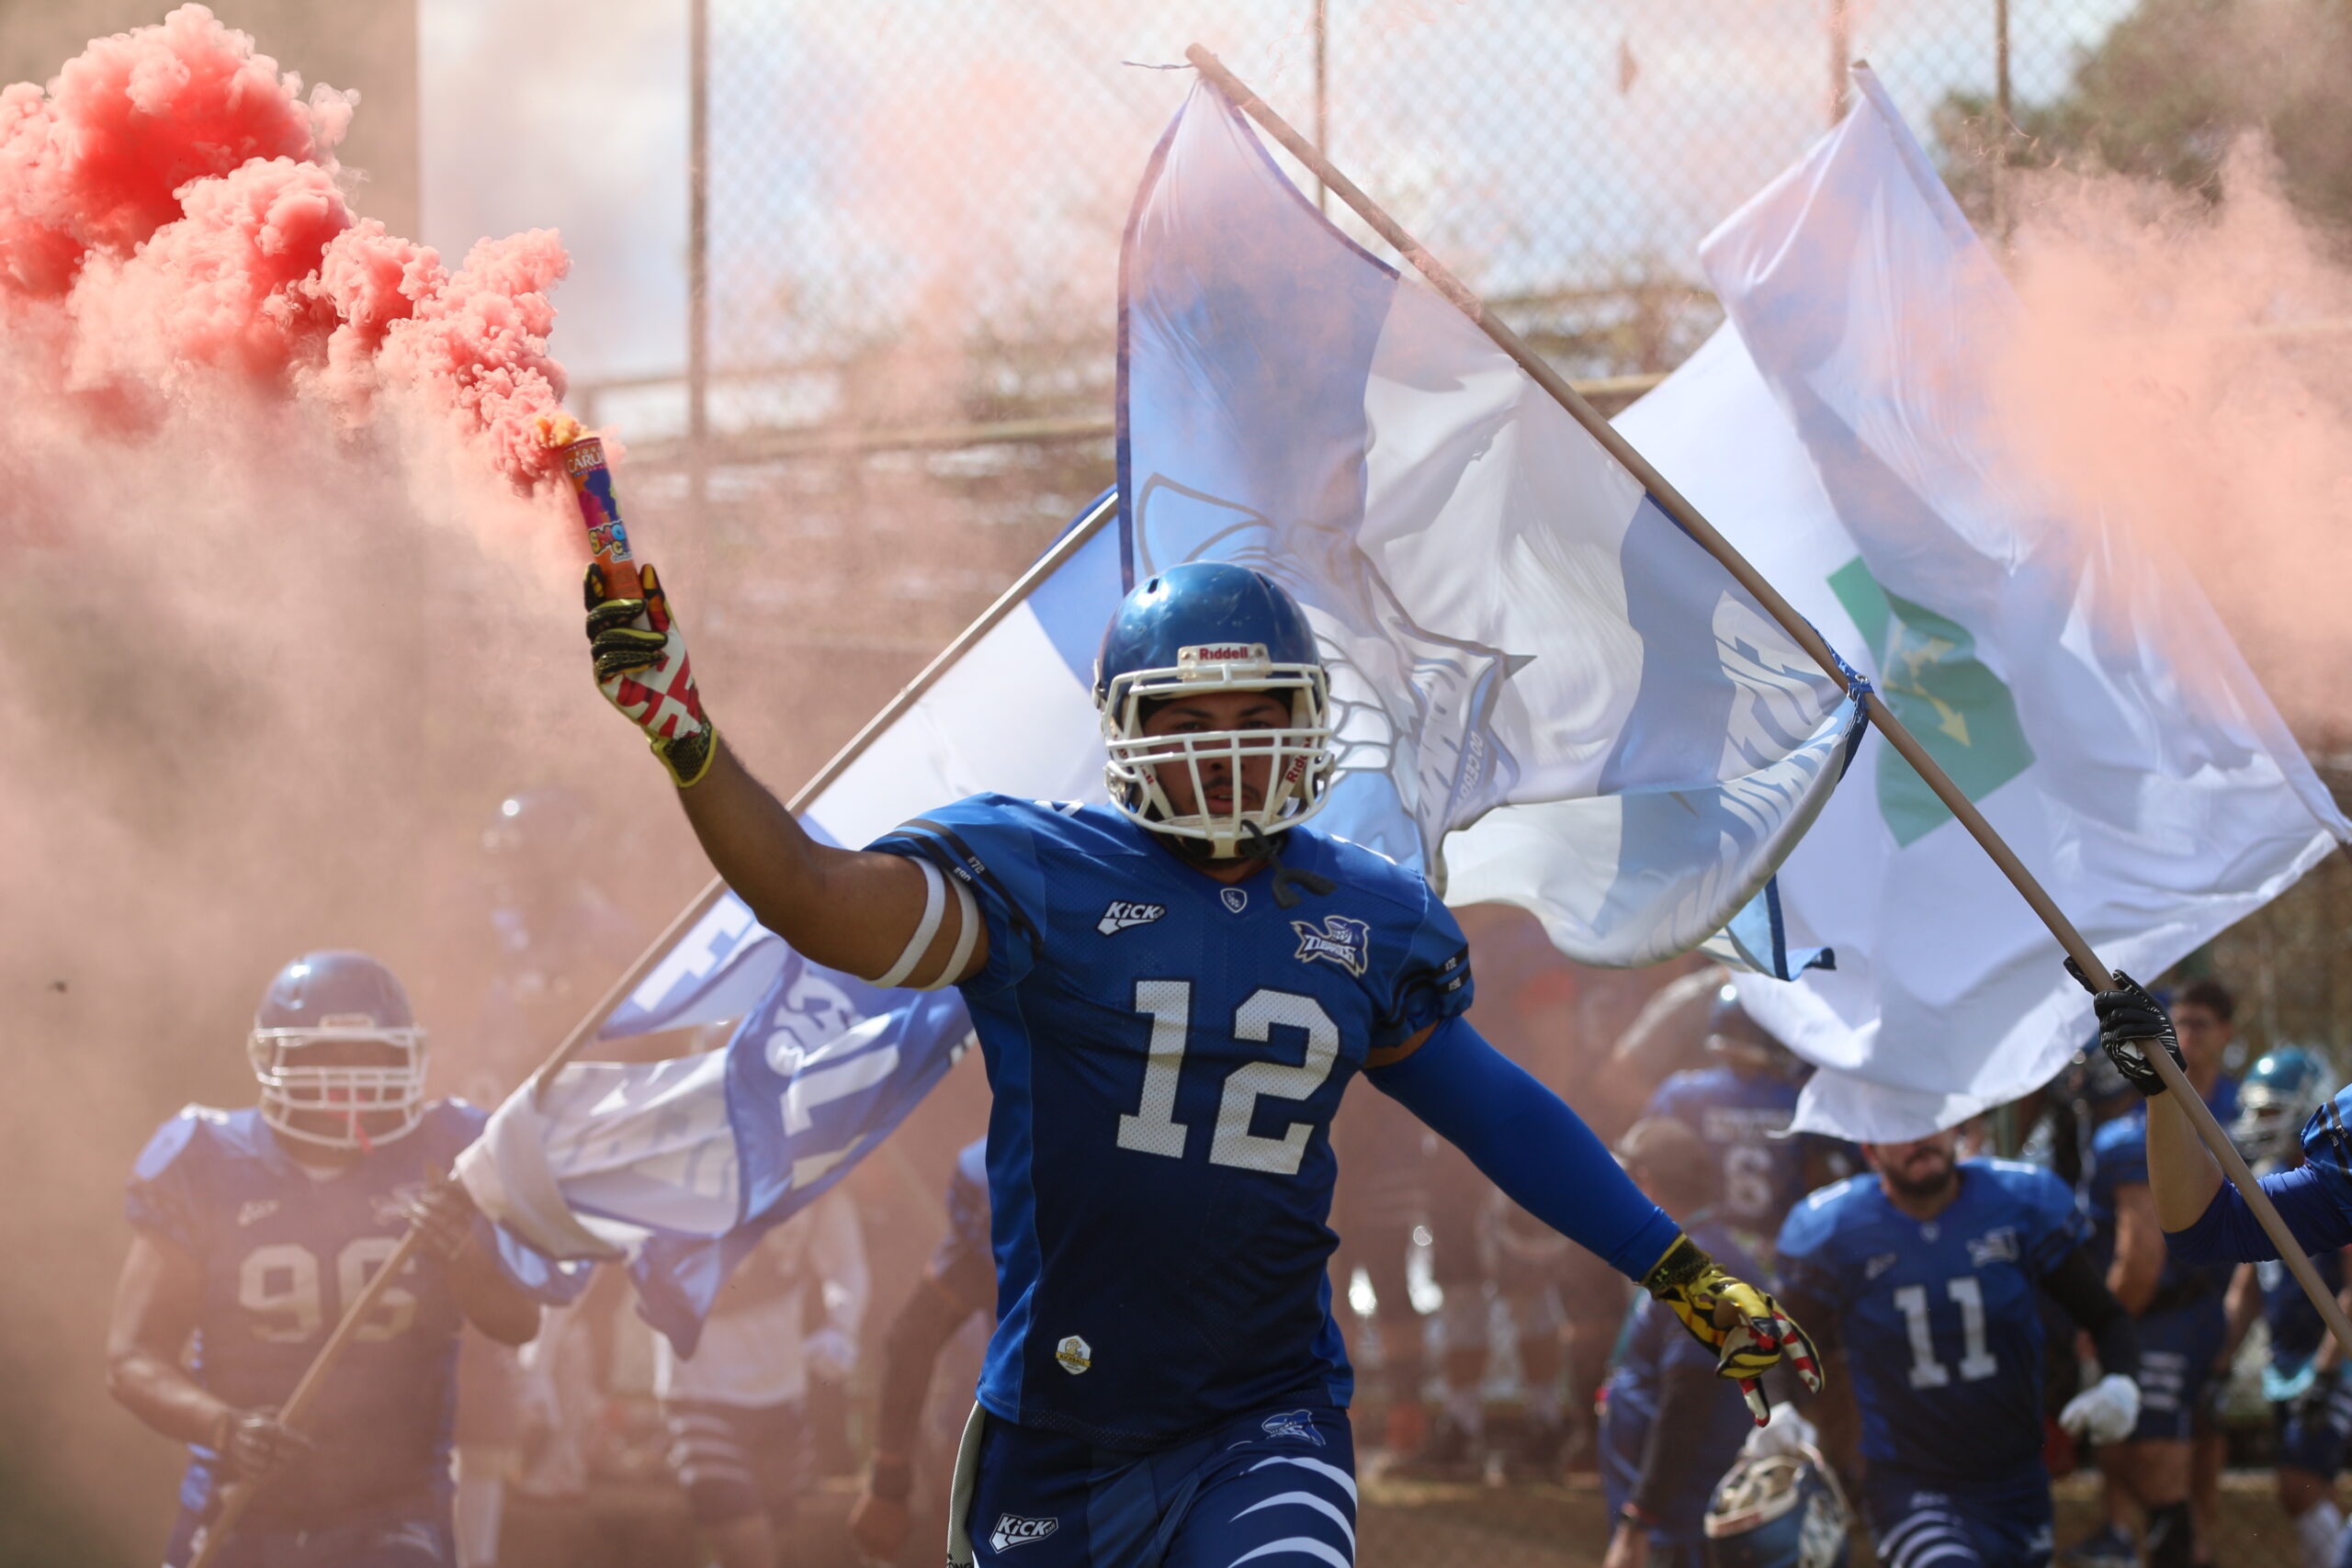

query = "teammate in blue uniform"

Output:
[[583, 558, 1821, 1566], [1599, 1118, 1766, 1568], [854, 1138, 1000, 1563], [2225, 1049, 2352, 1568], [106, 952, 543, 1568], [1774, 1126, 2143, 1568], [1645, 987, 1858, 1258]]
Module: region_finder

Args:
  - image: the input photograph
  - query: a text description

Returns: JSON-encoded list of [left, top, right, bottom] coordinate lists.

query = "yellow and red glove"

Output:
[[583, 559, 718, 788], [1642, 1233, 1824, 1425]]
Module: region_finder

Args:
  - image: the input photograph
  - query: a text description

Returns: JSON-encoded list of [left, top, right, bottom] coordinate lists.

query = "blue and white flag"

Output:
[[457, 77, 1875, 1349], [1625, 67, 2348, 1139], [1122, 79, 1864, 964]]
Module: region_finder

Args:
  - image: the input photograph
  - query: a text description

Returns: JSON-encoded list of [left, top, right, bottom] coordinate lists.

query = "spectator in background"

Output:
[[850, 1139, 997, 1565], [1598, 1118, 1756, 1568], [1328, 1088, 1432, 1461], [657, 1190, 868, 1568]]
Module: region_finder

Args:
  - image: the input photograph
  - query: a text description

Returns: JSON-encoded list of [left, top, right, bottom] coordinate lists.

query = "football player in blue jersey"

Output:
[[584, 558, 1822, 1567], [1774, 1123, 2143, 1568], [1645, 987, 1858, 1259], [2224, 1048, 2352, 1568], [106, 951, 545, 1568], [853, 1137, 1000, 1563]]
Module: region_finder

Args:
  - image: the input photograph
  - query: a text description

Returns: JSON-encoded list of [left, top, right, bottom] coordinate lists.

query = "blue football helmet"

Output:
[[1704, 1444, 1852, 1568], [2234, 1045, 2331, 1166], [1707, 983, 1805, 1082], [247, 951, 427, 1149], [1094, 562, 1335, 856]]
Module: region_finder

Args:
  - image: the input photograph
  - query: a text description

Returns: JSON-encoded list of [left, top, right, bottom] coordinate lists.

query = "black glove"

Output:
[[215, 1405, 316, 1482], [2065, 960, 2185, 1097]]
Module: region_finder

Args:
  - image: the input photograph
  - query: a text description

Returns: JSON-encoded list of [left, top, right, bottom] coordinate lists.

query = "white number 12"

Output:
[[1116, 982, 1338, 1177]]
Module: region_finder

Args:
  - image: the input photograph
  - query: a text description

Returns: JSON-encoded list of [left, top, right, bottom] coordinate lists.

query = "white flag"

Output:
[[1614, 66, 2350, 1140]]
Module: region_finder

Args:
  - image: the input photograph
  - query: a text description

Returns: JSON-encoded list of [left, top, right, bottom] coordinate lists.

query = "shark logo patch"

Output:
[[1292, 916, 1371, 977]]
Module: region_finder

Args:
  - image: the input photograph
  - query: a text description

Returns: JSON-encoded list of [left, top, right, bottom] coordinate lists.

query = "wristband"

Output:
[[868, 1453, 914, 1503]]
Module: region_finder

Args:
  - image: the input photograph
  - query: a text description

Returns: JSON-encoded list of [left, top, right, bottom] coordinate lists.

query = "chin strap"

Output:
[[1238, 821, 1337, 909]]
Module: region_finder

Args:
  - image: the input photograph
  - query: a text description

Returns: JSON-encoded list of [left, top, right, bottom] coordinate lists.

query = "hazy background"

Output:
[[7, 2, 2352, 1562]]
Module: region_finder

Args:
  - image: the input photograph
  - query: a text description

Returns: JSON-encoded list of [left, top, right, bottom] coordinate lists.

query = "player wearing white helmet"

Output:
[[107, 952, 544, 1568]]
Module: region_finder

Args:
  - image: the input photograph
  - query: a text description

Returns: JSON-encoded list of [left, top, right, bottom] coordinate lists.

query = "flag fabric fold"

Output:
[[1611, 65, 2351, 1140]]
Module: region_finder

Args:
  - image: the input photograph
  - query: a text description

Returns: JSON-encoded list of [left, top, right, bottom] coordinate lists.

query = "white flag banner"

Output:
[[1607, 66, 2350, 1140]]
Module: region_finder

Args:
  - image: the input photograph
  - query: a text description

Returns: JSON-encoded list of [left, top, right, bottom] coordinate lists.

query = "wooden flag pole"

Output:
[[187, 489, 1129, 1568], [186, 1226, 431, 1568], [1178, 42, 2352, 1356]]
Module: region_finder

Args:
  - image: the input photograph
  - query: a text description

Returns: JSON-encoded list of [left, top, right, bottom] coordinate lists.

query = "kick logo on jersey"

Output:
[[372, 1184, 425, 1227], [990, 1516, 1060, 1553], [1097, 900, 1166, 937], [1292, 915, 1371, 977], [236, 1199, 279, 1228], [1055, 1335, 1092, 1375], [1261, 1409, 1325, 1447]]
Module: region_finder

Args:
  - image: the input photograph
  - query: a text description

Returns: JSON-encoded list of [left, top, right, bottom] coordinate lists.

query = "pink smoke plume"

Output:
[[0, 5, 571, 491]]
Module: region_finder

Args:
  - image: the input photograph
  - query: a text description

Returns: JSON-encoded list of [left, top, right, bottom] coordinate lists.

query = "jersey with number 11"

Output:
[[1775, 1158, 2086, 1483], [871, 796, 1474, 1448]]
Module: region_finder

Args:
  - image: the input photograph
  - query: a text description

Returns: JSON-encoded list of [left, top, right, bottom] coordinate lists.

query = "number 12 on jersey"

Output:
[[1117, 980, 1339, 1178]]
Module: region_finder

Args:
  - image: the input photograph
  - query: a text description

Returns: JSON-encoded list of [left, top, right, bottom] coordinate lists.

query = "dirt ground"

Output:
[[1355, 1471, 2314, 1568]]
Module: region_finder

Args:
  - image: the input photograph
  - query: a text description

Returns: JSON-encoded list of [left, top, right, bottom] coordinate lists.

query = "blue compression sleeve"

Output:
[[1369, 1014, 1680, 1280], [2167, 1161, 2352, 1264]]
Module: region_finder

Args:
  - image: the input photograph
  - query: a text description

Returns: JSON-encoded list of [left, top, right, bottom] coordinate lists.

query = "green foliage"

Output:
[[1943, 0, 2352, 229]]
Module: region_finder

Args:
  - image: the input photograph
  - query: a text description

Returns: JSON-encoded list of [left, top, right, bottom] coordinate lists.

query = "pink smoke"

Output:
[[0, 5, 571, 491]]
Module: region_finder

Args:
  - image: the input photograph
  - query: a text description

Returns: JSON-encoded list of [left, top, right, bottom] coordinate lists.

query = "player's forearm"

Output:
[[107, 1348, 233, 1449], [1371, 1016, 1679, 1278], [871, 1277, 970, 1465], [447, 1247, 542, 1346], [2042, 1245, 2140, 1380], [2146, 1090, 2225, 1232]]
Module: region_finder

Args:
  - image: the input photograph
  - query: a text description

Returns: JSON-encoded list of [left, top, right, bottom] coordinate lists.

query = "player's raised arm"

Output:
[[582, 563, 983, 987]]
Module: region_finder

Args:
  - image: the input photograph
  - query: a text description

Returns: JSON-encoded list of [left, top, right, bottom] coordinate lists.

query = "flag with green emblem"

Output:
[[1610, 66, 2348, 1141]]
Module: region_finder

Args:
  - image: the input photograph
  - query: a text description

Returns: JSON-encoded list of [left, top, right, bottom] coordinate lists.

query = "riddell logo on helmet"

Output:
[[1180, 642, 1266, 664]]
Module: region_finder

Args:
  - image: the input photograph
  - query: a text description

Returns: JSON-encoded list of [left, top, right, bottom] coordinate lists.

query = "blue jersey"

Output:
[[2262, 1246, 2346, 1372], [1600, 1214, 1761, 1543], [125, 1101, 495, 1524], [2086, 1102, 2233, 1306], [871, 796, 1472, 1448], [1645, 1067, 1810, 1239], [1775, 1159, 2086, 1483]]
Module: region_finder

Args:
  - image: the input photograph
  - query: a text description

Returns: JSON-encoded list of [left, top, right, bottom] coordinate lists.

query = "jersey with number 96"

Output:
[[870, 795, 1473, 1448], [1774, 1158, 2086, 1483], [125, 1100, 492, 1524]]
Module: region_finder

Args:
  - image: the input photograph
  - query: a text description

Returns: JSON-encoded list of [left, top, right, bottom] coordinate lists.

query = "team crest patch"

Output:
[[1221, 886, 1249, 914], [1055, 1335, 1091, 1374], [1292, 915, 1371, 977], [1097, 899, 1165, 936], [990, 1515, 1060, 1552], [1261, 1409, 1324, 1447]]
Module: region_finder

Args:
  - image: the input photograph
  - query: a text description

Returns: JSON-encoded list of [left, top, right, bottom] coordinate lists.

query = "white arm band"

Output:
[[875, 859, 947, 988], [915, 877, 981, 991], [874, 861, 981, 990]]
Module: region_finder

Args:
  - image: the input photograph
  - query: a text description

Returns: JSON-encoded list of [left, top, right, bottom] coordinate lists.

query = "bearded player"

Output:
[[584, 557, 1819, 1567], [107, 952, 545, 1568]]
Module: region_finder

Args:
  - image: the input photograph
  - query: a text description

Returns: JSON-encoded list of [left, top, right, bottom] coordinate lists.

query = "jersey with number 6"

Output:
[[870, 795, 1473, 1448], [125, 1100, 493, 1524], [1774, 1158, 2086, 1483]]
